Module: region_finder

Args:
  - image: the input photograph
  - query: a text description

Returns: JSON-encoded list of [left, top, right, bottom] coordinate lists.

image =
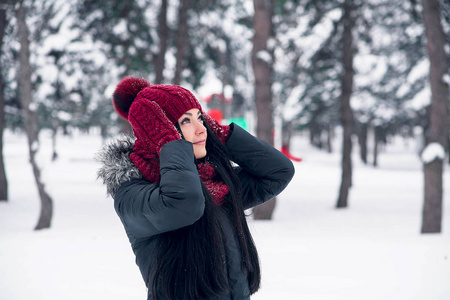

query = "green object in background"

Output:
[[228, 118, 248, 130]]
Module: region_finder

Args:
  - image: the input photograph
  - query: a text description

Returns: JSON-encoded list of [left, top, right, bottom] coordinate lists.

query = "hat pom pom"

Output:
[[112, 76, 151, 120]]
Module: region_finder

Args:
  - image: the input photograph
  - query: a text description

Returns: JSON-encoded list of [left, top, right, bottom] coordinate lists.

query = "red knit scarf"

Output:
[[197, 161, 229, 206]]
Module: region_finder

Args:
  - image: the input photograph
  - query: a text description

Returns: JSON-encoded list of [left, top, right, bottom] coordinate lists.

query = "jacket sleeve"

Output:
[[113, 139, 205, 240], [225, 124, 295, 210]]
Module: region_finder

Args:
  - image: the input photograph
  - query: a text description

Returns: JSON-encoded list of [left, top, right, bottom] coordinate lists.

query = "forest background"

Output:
[[0, 0, 449, 278]]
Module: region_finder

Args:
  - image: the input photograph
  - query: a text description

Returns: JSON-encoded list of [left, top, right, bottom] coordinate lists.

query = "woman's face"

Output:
[[177, 108, 207, 159]]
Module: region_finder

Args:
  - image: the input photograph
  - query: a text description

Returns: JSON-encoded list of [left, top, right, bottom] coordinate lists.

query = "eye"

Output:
[[180, 117, 190, 125], [198, 114, 204, 122]]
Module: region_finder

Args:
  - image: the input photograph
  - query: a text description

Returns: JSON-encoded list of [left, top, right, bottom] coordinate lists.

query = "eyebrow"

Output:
[[183, 111, 201, 117]]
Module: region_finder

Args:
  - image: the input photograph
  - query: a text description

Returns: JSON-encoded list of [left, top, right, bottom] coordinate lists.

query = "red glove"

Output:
[[203, 113, 230, 144], [129, 99, 180, 182]]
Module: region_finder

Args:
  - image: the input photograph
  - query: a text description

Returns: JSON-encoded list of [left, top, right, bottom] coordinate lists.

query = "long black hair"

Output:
[[150, 122, 261, 300]]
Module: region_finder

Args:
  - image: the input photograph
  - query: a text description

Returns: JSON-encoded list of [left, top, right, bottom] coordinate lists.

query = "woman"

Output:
[[96, 77, 295, 300]]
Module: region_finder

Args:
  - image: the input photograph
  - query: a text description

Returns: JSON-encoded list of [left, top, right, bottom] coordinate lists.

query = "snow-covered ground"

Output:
[[0, 129, 449, 300]]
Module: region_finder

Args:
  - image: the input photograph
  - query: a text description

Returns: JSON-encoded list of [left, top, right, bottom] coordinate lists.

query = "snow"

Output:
[[354, 54, 388, 86], [406, 86, 431, 111], [256, 50, 272, 65], [407, 58, 429, 84], [1, 129, 449, 300], [421, 142, 446, 164], [197, 69, 224, 99], [267, 37, 277, 51], [28, 102, 38, 112], [31, 140, 39, 152], [443, 74, 450, 85], [294, 8, 341, 68], [57, 111, 72, 122], [282, 85, 305, 121], [113, 20, 128, 36]]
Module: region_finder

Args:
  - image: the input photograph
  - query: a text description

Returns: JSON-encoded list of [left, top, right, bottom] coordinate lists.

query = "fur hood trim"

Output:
[[95, 135, 143, 196]]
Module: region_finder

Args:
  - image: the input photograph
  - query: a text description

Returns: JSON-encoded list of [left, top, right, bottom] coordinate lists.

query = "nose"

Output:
[[195, 119, 206, 135]]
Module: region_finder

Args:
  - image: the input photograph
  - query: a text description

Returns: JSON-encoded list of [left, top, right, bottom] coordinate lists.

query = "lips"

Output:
[[194, 139, 206, 145]]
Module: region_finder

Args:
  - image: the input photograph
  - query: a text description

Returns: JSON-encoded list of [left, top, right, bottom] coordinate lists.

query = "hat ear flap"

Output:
[[112, 77, 151, 120]]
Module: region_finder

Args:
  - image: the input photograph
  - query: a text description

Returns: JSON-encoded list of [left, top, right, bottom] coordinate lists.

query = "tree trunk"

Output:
[[373, 126, 380, 167], [0, 1, 8, 201], [421, 0, 448, 233], [252, 0, 275, 220], [282, 121, 293, 151], [336, 0, 355, 209], [326, 122, 333, 153], [155, 0, 168, 84], [173, 0, 190, 85], [51, 125, 58, 161], [220, 48, 228, 120], [358, 122, 368, 164], [448, 134, 450, 165], [16, 1, 53, 230], [422, 160, 443, 233], [309, 124, 316, 147]]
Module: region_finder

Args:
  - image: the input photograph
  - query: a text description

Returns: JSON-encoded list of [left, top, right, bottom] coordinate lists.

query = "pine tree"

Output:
[[15, 0, 53, 230], [252, 0, 276, 219], [155, 0, 168, 84], [421, 0, 448, 233], [74, 0, 157, 77], [0, 0, 9, 201], [336, 0, 356, 208]]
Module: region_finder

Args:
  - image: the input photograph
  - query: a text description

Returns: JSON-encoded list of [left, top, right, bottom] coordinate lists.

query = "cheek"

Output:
[[180, 128, 194, 142]]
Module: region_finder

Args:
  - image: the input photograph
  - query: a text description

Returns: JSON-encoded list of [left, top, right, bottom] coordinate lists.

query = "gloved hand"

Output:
[[203, 113, 230, 144], [129, 99, 181, 182]]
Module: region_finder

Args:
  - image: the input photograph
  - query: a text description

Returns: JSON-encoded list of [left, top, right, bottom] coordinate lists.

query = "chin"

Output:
[[194, 148, 207, 159]]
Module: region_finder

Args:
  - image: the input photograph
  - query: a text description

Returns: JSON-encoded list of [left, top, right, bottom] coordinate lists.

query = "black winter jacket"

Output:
[[96, 124, 295, 300]]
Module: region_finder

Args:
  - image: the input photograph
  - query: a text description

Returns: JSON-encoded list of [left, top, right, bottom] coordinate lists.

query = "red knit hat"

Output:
[[111, 77, 231, 194], [112, 76, 203, 124]]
